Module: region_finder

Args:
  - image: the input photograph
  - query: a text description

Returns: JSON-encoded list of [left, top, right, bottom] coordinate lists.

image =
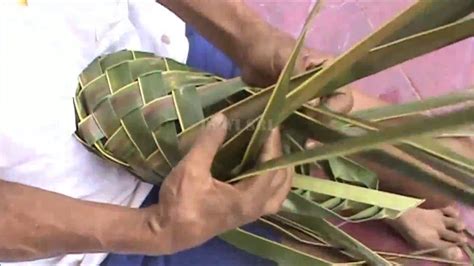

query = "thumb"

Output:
[[184, 113, 229, 171]]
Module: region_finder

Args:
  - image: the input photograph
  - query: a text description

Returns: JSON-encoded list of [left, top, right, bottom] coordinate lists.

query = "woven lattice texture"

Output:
[[74, 50, 243, 183]]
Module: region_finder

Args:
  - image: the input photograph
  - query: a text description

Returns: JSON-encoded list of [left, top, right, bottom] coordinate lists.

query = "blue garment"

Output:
[[102, 26, 278, 266], [185, 26, 241, 79]]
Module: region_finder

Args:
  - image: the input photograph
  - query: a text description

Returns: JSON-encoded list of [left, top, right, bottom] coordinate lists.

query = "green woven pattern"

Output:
[[74, 50, 240, 183]]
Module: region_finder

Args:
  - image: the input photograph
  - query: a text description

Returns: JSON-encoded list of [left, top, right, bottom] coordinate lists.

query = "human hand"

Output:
[[239, 24, 328, 88], [143, 113, 292, 254], [239, 24, 353, 113]]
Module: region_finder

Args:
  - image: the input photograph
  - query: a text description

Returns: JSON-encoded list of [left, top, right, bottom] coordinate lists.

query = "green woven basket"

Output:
[[74, 50, 247, 184]]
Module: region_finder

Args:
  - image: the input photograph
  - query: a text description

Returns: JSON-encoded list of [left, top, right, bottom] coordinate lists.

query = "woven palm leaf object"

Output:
[[74, 50, 248, 184]]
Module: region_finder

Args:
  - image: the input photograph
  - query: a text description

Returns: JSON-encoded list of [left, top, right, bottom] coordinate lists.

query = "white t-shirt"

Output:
[[0, 0, 189, 265]]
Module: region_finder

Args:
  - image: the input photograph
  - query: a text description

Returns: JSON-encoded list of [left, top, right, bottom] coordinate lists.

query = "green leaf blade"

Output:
[[352, 88, 474, 122], [238, 1, 323, 170], [292, 175, 423, 217]]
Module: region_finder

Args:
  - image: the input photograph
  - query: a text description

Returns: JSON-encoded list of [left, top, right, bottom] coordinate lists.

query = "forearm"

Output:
[[157, 0, 266, 66], [0, 180, 165, 262]]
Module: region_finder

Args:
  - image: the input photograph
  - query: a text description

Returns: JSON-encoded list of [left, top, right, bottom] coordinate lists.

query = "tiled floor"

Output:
[[247, 0, 473, 263]]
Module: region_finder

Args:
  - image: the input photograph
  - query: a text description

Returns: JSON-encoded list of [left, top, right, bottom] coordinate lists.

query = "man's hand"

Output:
[[144, 113, 292, 254], [235, 15, 354, 113], [239, 24, 330, 88]]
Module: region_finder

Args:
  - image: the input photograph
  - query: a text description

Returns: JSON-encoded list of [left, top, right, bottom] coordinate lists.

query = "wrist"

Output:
[[95, 205, 170, 255], [139, 206, 174, 255]]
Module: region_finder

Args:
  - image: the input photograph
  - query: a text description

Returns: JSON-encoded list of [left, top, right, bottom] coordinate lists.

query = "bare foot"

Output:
[[386, 205, 468, 261]]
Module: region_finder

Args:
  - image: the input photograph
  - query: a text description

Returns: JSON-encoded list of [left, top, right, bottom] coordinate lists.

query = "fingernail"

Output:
[[208, 113, 227, 129], [453, 248, 463, 259]]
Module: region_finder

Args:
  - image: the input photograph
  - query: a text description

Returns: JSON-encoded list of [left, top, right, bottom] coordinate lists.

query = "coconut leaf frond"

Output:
[[274, 214, 390, 265], [352, 88, 474, 122], [73, 0, 474, 264], [292, 174, 423, 219], [235, 107, 474, 203], [306, 105, 474, 174]]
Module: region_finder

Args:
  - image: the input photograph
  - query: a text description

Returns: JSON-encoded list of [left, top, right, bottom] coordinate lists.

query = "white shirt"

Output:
[[0, 0, 189, 265]]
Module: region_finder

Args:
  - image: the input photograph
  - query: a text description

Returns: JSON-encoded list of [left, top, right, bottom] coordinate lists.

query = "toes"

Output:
[[437, 246, 465, 261], [441, 205, 460, 218], [443, 217, 466, 232], [439, 229, 468, 244]]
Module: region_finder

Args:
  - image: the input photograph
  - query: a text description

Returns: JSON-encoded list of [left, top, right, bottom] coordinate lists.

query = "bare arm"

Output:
[[0, 180, 157, 261], [0, 114, 290, 262]]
